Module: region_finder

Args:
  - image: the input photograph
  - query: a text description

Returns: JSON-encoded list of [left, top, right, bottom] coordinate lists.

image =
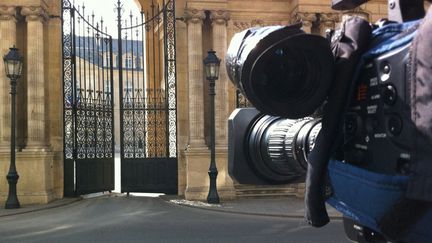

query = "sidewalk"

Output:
[[162, 196, 343, 219], [0, 197, 82, 218]]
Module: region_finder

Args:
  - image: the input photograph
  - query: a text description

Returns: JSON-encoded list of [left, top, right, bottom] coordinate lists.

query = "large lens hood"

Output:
[[226, 24, 334, 118]]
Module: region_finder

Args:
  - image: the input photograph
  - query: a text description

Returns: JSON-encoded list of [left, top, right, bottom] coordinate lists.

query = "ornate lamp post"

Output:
[[3, 46, 23, 209], [203, 50, 221, 204]]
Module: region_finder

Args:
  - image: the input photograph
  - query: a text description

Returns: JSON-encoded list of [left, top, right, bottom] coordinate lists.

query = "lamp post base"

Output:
[[5, 200, 20, 209], [207, 195, 220, 204], [5, 172, 20, 209], [207, 170, 220, 204]]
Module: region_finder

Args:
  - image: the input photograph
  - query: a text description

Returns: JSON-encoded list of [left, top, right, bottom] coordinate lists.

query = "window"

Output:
[[125, 55, 133, 69], [104, 54, 111, 67], [135, 57, 141, 69]]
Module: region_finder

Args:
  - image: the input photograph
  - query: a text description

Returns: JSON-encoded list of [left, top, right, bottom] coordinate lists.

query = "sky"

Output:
[[71, 0, 142, 37]]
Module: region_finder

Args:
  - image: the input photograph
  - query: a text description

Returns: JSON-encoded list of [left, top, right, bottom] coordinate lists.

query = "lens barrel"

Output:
[[226, 24, 334, 119], [246, 115, 321, 183]]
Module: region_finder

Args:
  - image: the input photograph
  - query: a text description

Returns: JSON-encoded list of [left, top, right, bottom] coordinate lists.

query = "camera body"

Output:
[[343, 42, 413, 175]]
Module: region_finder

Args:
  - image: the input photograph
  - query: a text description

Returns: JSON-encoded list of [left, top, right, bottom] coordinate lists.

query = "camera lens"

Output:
[[226, 25, 334, 119], [246, 115, 322, 183]]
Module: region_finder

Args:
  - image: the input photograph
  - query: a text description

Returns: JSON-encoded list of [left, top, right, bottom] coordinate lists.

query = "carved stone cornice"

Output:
[[184, 8, 206, 25], [294, 12, 318, 24], [320, 12, 341, 23], [320, 12, 341, 29], [210, 10, 230, 26], [342, 7, 370, 21], [21, 6, 48, 22], [0, 6, 17, 21], [293, 11, 341, 29], [233, 19, 264, 31]]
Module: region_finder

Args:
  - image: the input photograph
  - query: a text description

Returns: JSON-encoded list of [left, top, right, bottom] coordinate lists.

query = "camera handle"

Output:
[[388, 0, 425, 23]]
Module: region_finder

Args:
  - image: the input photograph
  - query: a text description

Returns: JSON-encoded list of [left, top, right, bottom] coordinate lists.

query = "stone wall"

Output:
[[0, 0, 63, 205]]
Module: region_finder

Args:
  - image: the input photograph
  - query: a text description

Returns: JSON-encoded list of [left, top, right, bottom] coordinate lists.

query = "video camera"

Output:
[[226, 0, 432, 242]]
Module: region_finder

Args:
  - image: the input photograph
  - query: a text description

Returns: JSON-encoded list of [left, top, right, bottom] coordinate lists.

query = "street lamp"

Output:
[[203, 50, 221, 204], [3, 46, 23, 209]]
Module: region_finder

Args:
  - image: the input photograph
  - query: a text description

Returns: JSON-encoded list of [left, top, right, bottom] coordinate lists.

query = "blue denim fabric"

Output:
[[327, 159, 432, 241], [327, 159, 409, 231], [366, 20, 420, 59]]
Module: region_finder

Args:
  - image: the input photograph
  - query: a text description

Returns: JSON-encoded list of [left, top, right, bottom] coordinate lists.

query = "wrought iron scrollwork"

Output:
[[119, 0, 177, 160], [63, 0, 115, 161]]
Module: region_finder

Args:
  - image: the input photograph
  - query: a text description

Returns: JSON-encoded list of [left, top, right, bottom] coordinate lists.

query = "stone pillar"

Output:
[[210, 10, 235, 201], [295, 12, 316, 34], [184, 8, 206, 200], [21, 7, 48, 149], [320, 13, 340, 36], [1, 5, 56, 206], [0, 6, 17, 150], [185, 9, 206, 148], [210, 10, 230, 147]]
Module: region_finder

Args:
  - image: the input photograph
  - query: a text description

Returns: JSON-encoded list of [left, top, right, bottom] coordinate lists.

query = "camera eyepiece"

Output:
[[226, 24, 334, 119]]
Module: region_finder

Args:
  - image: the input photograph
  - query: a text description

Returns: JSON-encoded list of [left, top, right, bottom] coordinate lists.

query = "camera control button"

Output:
[[387, 115, 403, 136], [366, 116, 379, 133], [396, 157, 411, 175], [380, 62, 391, 82], [382, 84, 397, 106], [345, 114, 361, 136]]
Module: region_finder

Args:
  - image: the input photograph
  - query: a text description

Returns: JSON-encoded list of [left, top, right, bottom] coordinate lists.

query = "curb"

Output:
[[159, 196, 343, 220], [0, 197, 83, 218]]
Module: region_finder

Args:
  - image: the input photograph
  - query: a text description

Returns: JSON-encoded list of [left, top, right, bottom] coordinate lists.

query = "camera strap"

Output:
[[305, 16, 372, 227]]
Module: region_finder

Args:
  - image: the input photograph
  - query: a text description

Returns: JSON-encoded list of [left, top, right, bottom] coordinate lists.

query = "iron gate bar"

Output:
[[163, 0, 169, 157], [62, 0, 75, 196], [167, 0, 178, 157]]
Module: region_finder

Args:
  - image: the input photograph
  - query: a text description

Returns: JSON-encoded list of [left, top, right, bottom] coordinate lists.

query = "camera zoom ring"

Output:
[[267, 119, 297, 162], [284, 118, 313, 161], [308, 122, 322, 153]]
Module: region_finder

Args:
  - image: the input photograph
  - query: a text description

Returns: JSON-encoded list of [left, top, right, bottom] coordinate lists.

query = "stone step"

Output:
[[235, 183, 305, 198]]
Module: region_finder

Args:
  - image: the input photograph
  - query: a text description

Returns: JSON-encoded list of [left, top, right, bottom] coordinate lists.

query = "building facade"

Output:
[[0, 0, 394, 205]]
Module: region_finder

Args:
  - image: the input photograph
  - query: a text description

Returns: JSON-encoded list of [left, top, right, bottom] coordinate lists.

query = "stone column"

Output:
[[0, 7, 17, 150], [209, 9, 235, 201], [185, 9, 206, 148], [21, 7, 48, 149], [210, 10, 230, 147], [320, 13, 340, 36], [295, 12, 316, 34]]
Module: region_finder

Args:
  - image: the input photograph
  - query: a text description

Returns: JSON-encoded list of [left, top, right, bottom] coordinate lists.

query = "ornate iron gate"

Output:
[[62, 0, 115, 196], [117, 0, 178, 194]]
